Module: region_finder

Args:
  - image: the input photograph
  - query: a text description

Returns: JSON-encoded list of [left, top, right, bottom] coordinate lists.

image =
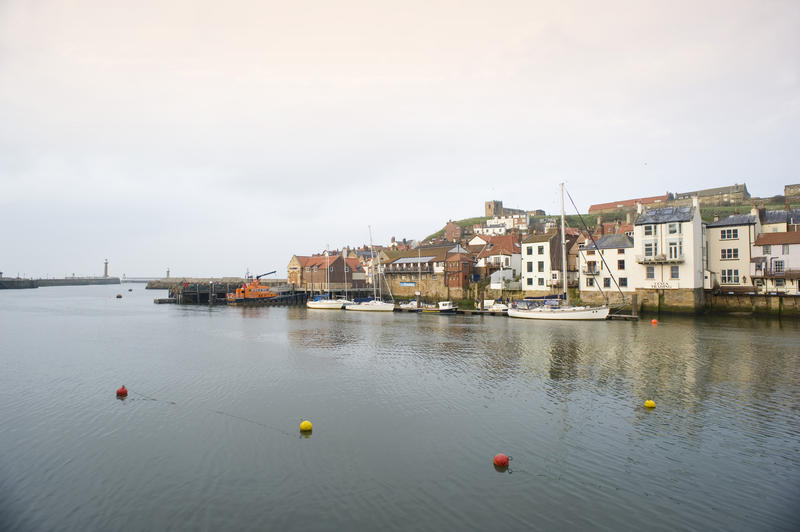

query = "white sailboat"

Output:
[[306, 250, 344, 309], [345, 227, 394, 312], [508, 183, 609, 321]]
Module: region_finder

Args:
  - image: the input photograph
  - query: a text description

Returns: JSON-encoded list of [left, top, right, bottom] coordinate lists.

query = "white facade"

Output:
[[474, 224, 508, 236], [631, 199, 704, 291], [578, 237, 636, 295], [705, 211, 760, 290], [751, 234, 800, 294], [521, 234, 560, 292]]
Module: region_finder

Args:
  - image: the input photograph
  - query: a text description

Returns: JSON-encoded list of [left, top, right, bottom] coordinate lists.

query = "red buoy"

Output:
[[651, 319, 658, 325], [493, 453, 509, 468], [116, 385, 128, 398]]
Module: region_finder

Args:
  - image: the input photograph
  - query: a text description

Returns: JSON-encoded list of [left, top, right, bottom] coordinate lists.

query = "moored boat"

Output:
[[306, 295, 345, 309], [344, 299, 395, 312], [226, 272, 279, 305], [421, 301, 457, 313]]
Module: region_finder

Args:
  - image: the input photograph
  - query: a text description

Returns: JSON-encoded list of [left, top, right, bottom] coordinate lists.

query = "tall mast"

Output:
[[343, 251, 348, 301], [368, 226, 377, 300], [560, 182, 568, 305], [325, 244, 330, 297]]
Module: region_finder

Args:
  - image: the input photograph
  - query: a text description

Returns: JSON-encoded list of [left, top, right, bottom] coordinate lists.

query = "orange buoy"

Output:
[[116, 385, 128, 398], [651, 319, 658, 325], [493, 453, 509, 468]]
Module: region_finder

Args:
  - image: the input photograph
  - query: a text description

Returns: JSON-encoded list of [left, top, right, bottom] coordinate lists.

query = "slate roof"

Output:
[[707, 214, 757, 228], [583, 234, 634, 250], [634, 206, 694, 225], [763, 209, 800, 224], [523, 231, 558, 244]]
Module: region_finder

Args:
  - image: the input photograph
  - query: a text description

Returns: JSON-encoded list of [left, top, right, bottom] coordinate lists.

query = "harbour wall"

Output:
[[0, 277, 120, 289]]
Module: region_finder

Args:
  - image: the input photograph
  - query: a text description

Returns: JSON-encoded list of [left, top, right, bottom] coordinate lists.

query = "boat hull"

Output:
[[507, 306, 609, 320], [344, 301, 395, 312], [306, 300, 344, 309]]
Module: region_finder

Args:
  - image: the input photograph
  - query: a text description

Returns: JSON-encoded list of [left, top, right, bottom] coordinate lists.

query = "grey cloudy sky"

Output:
[[1, 0, 798, 278]]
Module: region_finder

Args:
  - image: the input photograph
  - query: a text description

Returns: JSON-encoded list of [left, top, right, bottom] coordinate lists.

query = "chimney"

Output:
[[786, 201, 791, 211], [596, 215, 602, 226], [713, 213, 719, 222], [750, 205, 759, 218], [692, 195, 699, 208], [636, 201, 643, 214], [626, 211, 632, 224]]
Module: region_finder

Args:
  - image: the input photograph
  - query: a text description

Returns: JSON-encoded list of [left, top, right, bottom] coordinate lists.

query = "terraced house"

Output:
[[751, 232, 800, 295], [578, 234, 635, 306], [631, 198, 704, 311], [705, 208, 761, 291]]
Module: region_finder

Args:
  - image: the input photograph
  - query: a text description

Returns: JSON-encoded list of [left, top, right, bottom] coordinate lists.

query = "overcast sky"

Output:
[[1, 0, 798, 278]]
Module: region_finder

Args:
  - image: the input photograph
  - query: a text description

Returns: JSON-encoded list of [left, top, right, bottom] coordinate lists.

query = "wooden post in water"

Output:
[[631, 293, 638, 318]]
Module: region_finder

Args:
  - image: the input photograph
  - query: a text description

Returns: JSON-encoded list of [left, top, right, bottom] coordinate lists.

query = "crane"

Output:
[[256, 271, 276, 280]]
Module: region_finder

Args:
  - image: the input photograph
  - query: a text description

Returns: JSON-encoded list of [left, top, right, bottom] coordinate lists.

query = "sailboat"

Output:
[[345, 227, 395, 312], [306, 250, 344, 309], [507, 183, 609, 321]]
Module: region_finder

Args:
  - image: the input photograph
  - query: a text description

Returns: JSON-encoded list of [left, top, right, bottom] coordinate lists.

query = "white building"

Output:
[[631, 199, 704, 291], [578, 234, 636, 302], [751, 232, 800, 294], [705, 209, 761, 290], [521, 231, 562, 294]]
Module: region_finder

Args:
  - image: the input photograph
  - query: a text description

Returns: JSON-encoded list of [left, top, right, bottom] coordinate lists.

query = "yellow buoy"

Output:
[[644, 400, 656, 409], [299, 420, 313, 432]]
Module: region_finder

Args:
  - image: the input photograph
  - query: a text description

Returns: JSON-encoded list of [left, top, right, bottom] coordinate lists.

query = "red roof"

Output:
[[477, 234, 521, 259], [754, 232, 800, 246], [588, 194, 669, 213]]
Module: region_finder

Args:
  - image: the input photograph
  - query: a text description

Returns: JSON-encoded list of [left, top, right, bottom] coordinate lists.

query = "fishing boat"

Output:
[[421, 301, 457, 314], [507, 183, 609, 321], [399, 300, 420, 310], [345, 226, 395, 312], [226, 271, 279, 305]]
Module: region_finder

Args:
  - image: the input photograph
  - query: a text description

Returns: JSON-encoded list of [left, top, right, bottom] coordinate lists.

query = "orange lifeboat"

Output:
[[226, 272, 279, 306]]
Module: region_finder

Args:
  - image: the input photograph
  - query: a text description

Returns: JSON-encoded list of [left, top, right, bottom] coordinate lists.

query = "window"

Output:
[[617, 259, 625, 270], [721, 249, 739, 260], [671, 266, 679, 279], [305, 267, 310, 272], [774, 260, 785, 273], [538, 278, 544, 286], [587, 261, 597, 273], [668, 241, 682, 260], [644, 242, 658, 257], [763, 245, 771, 254], [329, 267, 334, 272], [775, 279, 785, 287], [668, 223, 681, 235], [782, 244, 790, 255], [586, 277, 594, 287], [603, 278, 611, 288], [646, 266, 655, 279], [644, 225, 655, 236], [313, 266, 318, 272], [538, 261, 544, 272], [552, 272, 558, 280], [345, 266, 350, 272], [619, 277, 628, 287], [721, 269, 739, 284], [538, 246, 544, 254], [617, 248, 625, 254], [527, 262, 533, 273], [720, 228, 738, 240], [587, 250, 595, 255], [526, 246, 532, 255], [527, 278, 533, 286]]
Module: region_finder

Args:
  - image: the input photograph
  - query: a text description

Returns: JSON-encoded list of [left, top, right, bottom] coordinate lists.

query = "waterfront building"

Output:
[[578, 234, 636, 305], [750, 232, 800, 294], [705, 208, 761, 291], [630, 197, 704, 311], [474, 234, 522, 279], [287, 254, 366, 291], [520, 231, 563, 296], [382, 245, 452, 299]]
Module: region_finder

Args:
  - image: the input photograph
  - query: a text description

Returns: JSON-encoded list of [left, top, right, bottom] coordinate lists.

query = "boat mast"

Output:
[[343, 251, 348, 301], [325, 245, 330, 297], [368, 226, 377, 300], [560, 182, 568, 305]]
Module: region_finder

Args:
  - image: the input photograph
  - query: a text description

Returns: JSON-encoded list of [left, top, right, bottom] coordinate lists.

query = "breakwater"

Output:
[[0, 277, 120, 289]]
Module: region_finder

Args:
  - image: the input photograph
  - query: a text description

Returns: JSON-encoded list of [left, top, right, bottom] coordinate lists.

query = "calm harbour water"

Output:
[[1, 285, 799, 532]]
